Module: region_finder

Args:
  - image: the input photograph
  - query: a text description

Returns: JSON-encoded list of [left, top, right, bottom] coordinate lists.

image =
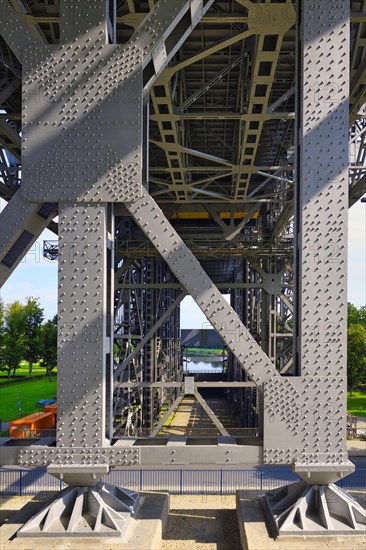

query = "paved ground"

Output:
[[347, 417, 366, 456], [348, 439, 366, 456], [356, 416, 366, 432]]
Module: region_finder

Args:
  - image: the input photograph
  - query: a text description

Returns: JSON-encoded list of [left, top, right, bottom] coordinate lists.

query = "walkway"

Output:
[[162, 396, 251, 437]]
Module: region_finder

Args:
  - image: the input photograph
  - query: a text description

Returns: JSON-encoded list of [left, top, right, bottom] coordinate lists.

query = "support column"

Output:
[[297, 1, 349, 380], [57, 204, 111, 452], [261, 0, 366, 535], [292, 0, 350, 474], [143, 259, 158, 433]]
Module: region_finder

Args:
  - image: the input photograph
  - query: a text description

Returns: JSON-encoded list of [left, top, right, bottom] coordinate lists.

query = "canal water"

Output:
[[184, 355, 226, 372]]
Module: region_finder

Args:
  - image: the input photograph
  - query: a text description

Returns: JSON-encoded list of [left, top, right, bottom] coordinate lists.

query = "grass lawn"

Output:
[[0, 377, 57, 422], [347, 391, 366, 417], [185, 347, 226, 357], [0, 361, 57, 386]]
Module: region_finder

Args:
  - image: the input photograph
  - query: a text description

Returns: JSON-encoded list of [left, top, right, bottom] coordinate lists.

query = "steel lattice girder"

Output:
[[0, 1, 365, 281]]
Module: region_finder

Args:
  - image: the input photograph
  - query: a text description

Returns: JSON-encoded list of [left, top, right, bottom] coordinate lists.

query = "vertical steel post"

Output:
[[57, 204, 111, 449], [297, 1, 349, 378]]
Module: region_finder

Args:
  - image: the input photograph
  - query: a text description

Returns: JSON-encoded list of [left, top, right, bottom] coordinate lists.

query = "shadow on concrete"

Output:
[[163, 507, 241, 550]]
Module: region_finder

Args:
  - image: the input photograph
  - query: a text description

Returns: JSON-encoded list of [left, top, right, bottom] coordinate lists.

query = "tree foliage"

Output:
[[24, 297, 44, 376], [347, 323, 366, 395], [2, 301, 26, 380], [348, 303, 366, 329], [40, 317, 58, 381], [347, 303, 366, 394], [0, 299, 57, 381]]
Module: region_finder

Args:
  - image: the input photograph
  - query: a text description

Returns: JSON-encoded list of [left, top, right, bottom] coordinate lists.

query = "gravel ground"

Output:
[[162, 495, 241, 550]]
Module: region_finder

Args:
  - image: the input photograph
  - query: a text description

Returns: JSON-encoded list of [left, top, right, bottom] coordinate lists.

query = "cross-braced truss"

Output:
[[0, 0, 365, 539]]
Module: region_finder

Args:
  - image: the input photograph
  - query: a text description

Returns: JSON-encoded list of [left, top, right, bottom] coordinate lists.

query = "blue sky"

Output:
[[1, 199, 365, 326]]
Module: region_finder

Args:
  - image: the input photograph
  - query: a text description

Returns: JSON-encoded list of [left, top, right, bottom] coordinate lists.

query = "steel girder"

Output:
[[0, 192, 57, 285]]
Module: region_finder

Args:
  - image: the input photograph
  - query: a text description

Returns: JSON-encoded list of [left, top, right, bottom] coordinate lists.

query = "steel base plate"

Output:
[[17, 482, 141, 538], [261, 481, 366, 536]]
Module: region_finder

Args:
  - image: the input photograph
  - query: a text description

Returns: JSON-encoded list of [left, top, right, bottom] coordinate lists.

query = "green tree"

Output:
[[40, 318, 57, 381], [347, 324, 366, 396], [348, 303, 366, 329], [24, 297, 44, 376], [2, 301, 26, 380]]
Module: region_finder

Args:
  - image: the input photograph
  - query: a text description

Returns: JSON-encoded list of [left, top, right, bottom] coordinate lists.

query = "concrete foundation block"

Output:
[[236, 491, 366, 550]]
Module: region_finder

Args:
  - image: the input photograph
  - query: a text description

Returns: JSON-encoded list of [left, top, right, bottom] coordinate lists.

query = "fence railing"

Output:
[[1, 468, 365, 496]]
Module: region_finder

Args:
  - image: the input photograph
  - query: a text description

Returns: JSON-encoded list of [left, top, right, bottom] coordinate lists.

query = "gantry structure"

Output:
[[0, 0, 366, 539]]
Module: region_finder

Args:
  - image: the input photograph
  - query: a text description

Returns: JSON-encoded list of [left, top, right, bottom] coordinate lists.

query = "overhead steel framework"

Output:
[[0, 0, 365, 539]]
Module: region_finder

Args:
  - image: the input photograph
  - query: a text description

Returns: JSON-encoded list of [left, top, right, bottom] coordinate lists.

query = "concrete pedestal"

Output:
[[236, 491, 366, 550], [0, 491, 169, 550]]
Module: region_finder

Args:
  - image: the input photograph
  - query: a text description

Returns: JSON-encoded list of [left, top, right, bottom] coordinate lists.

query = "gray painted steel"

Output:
[[57, 204, 111, 449], [18, 483, 141, 537], [260, 0, 364, 534], [127, 191, 277, 385], [0, 192, 57, 285], [265, 0, 352, 476], [0, 0, 365, 537]]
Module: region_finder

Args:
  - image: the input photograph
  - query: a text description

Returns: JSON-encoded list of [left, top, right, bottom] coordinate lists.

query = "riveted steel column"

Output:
[[295, 0, 349, 471], [143, 259, 158, 432], [262, 0, 352, 476], [297, 1, 349, 377], [57, 204, 110, 448]]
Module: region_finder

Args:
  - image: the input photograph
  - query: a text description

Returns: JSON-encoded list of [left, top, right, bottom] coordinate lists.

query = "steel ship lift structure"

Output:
[[0, 0, 365, 538]]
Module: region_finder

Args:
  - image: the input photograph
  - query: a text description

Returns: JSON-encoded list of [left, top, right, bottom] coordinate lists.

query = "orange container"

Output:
[[44, 403, 57, 413], [10, 411, 56, 438]]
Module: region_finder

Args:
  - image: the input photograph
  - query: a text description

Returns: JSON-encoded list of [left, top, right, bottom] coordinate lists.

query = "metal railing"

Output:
[[0, 468, 365, 496]]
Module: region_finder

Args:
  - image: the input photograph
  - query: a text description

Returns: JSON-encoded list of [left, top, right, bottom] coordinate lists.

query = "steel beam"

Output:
[[57, 203, 112, 449], [0, 0, 219, 283], [0, 0, 45, 61], [233, 5, 296, 200], [0, 119, 20, 160], [12, 442, 263, 468], [116, 283, 264, 290], [194, 391, 230, 437], [0, 76, 20, 105], [132, 0, 216, 91], [116, 382, 256, 389], [0, 191, 56, 286], [264, 0, 353, 479], [114, 290, 186, 380], [180, 51, 249, 112], [350, 173, 366, 206], [150, 394, 184, 437], [126, 190, 277, 386]]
